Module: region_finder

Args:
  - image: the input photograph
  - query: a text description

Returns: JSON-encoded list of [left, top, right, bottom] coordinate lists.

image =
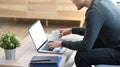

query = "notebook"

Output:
[[28, 20, 66, 54]]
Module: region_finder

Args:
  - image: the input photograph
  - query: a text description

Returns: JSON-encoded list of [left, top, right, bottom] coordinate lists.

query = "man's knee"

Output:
[[75, 52, 87, 65]]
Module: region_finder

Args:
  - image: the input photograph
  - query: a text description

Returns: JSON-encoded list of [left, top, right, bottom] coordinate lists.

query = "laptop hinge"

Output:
[[37, 39, 48, 51]]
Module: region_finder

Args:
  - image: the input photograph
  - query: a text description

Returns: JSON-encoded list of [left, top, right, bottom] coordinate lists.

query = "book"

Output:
[[29, 56, 62, 67]]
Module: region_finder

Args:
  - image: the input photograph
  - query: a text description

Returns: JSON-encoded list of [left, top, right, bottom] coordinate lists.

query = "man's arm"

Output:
[[72, 27, 85, 36], [62, 9, 104, 51]]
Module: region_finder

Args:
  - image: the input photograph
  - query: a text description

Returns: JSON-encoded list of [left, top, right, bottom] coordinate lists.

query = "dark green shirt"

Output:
[[62, 0, 120, 51]]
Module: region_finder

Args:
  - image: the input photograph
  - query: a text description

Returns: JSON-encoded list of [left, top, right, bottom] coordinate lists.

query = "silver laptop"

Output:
[[28, 20, 66, 54]]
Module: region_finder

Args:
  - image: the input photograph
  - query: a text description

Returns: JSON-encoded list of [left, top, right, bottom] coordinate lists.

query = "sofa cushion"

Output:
[[95, 65, 120, 67]]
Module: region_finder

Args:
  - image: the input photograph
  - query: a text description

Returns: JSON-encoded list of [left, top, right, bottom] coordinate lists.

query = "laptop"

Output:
[[28, 20, 66, 54]]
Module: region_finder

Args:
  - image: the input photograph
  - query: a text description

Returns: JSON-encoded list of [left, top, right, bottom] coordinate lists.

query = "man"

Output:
[[48, 0, 120, 67]]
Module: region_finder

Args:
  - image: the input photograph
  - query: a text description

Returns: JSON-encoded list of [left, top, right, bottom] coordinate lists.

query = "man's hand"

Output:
[[48, 41, 62, 49], [59, 28, 72, 37]]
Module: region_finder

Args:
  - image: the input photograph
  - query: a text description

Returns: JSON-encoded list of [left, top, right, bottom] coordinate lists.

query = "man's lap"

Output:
[[75, 48, 120, 65]]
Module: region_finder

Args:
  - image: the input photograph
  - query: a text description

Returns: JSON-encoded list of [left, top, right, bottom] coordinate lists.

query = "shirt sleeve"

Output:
[[62, 9, 104, 51], [72, 27, 85, 36]]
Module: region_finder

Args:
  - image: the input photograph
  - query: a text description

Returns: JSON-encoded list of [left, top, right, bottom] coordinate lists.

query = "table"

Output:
[[0, 34, 76, 67]]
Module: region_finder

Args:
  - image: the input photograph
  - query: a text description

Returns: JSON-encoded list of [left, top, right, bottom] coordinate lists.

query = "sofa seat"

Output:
[[95, 65, 120, 67]]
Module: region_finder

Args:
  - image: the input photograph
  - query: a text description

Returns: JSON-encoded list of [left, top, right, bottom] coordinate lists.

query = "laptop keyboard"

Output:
[[41, 41, 54, 51], [48, 47, 54, 51]]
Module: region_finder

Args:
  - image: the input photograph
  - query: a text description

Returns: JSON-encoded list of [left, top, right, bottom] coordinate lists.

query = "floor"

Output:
[[0, 17, 80, 42]]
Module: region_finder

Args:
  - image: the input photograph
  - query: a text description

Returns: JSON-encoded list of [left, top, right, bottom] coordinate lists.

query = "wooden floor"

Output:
[[0, 17, 79, 42]]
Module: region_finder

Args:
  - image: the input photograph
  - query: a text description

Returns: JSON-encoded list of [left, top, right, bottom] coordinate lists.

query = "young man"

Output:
[[48, 0, 120, 67]]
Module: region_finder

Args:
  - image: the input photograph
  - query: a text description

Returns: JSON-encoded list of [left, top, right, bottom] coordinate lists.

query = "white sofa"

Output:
[[95, 65, 120, 67]]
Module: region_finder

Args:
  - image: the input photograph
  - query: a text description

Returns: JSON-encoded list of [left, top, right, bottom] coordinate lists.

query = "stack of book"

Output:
[[29, 56, 62, 67]]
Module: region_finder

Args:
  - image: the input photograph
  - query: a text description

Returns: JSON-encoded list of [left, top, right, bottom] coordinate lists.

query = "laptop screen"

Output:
[[28, 20, 47, 49]]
